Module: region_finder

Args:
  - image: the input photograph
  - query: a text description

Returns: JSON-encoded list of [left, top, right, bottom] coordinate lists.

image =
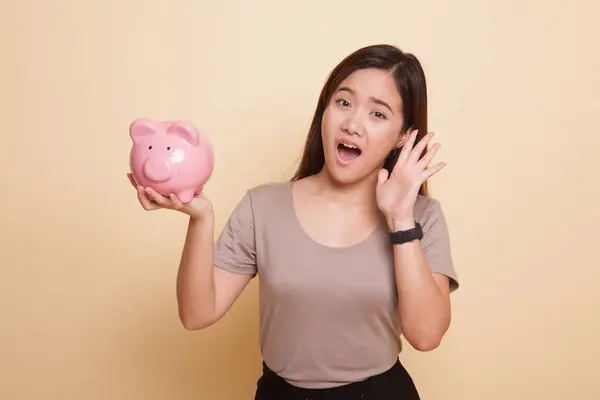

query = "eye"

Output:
[[148, 145, 152, 150], [336, 99, 350, 107], [372, 111, 386, 119]]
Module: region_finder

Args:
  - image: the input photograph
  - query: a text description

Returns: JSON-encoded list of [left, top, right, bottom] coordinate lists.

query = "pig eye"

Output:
[[167, 146, 171, 150], [148, 145, 152, 150]]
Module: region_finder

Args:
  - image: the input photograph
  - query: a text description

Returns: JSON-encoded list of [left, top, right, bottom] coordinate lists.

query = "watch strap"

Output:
[[388, 222, 423, 244]]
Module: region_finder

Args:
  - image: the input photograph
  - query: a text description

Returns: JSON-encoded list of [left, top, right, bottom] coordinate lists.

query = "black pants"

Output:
[[254, 360, 420, 400]]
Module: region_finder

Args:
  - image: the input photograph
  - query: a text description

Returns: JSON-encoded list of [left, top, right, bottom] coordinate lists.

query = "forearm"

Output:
[[388, 218, 451, 351], [176, 215, 216, 329]]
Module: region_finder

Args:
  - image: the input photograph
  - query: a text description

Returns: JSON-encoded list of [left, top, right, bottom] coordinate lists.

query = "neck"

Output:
[[310, 168, 379, 208]]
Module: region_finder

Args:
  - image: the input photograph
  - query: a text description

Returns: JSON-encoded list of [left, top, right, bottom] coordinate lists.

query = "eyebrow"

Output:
[[336, 86, 395, 115]]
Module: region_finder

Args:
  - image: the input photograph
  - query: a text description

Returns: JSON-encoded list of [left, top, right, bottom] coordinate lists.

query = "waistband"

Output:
[[258, 359, 406, 399]]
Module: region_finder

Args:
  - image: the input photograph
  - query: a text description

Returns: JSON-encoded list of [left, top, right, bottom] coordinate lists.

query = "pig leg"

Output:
[[176, 189, 196, 204]]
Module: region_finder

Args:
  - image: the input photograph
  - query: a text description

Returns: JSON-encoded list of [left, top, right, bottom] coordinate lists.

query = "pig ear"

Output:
[[130, 118, 159, 143], [167, 121, 199, 147]]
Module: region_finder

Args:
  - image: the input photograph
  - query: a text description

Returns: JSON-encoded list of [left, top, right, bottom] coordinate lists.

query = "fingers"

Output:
[[397, 129, 418, 165], [409, 131, 435, 163], [130, 173, 155, 210], [136, 186, 158, 210], [417, 142, 441, 169], [146, 188, 187, 211], [129, 173, 178, 211], [169, 194, 185, 210], [145, 187, 169, 207], [390, 129, 447, 184], [127, 173, 137, 189], [421, 162, 447, 181], [397, 131, 442, 167]]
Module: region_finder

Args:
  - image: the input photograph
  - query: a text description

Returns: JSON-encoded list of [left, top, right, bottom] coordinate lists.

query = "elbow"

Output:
[[400, 314, 451, 352], [409, 336, 442, 352], [402, 326, 446, 352], [180, 318, 207, 331], [179, 312, 215, 331]]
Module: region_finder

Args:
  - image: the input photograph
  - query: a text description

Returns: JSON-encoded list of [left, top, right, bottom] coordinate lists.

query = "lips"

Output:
[[335, 139, 362, 164]]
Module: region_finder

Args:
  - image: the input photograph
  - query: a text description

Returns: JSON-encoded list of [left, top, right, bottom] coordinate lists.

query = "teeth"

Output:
[[341, 143, 357, 149]]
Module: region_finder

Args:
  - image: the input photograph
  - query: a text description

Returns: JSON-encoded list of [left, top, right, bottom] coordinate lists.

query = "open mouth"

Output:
[[336, 141, 362, 163]]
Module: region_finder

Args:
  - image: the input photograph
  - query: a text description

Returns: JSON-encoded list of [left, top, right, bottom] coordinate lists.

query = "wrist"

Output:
[[189, 211, 214, 227], [386, 215, 416, 231]]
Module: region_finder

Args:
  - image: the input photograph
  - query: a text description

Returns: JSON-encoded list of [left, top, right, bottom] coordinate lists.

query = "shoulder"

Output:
[[245, 181, 291, 205], [232, 181, 291, 218], [218, 181, 290, 234], [414, 195, 448, 231]]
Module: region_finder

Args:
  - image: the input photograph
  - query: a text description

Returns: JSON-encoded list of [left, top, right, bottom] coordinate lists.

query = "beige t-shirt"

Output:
[[214, 181, 459, 389]]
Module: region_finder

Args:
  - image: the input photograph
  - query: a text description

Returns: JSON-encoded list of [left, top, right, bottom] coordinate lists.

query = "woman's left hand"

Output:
[[376, 130, 446, 228]]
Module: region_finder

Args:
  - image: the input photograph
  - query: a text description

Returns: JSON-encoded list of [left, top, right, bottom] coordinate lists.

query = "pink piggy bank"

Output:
[[129, 118, 214, 204]]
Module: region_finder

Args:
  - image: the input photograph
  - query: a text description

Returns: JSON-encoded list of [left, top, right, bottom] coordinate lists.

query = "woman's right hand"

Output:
[[127, 173, 213, 221]]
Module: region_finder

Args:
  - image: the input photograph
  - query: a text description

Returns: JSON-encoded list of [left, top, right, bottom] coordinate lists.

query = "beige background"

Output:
[[2, 1, 599, 399]]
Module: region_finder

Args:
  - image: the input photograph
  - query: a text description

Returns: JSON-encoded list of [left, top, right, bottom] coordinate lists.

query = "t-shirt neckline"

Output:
[[284, 180, 383, 253]]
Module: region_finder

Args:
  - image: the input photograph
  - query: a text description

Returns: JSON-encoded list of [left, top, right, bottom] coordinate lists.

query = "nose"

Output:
[[341, 110, 365, 136], [143, 157, 173, 182]]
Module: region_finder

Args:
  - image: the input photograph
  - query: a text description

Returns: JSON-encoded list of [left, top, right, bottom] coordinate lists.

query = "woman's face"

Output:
[[321, 68, 407, 185]]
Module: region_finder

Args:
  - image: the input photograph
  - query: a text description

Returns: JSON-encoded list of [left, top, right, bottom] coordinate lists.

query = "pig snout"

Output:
[[143, 157, 173, 182]]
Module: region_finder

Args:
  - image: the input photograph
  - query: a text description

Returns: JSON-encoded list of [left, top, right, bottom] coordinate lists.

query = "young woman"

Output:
[[128, 44, 459, 400]]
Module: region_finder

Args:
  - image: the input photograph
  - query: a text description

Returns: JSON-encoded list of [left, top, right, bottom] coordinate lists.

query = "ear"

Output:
[[167, 121, 200, 147], [130, 118, 159, 143], [396, 132, 409, 149]]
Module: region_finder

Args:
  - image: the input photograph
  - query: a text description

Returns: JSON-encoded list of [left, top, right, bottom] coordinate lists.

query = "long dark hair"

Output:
[[291, 44, 431, 197]]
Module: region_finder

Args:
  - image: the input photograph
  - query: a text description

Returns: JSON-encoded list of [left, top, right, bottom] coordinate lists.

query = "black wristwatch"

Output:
[[388, 222, 423, 245]]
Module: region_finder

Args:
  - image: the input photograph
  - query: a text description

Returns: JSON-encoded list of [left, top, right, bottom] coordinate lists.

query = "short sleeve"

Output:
[[213, 191, 258, 276], [419, 199, 459, 293]]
